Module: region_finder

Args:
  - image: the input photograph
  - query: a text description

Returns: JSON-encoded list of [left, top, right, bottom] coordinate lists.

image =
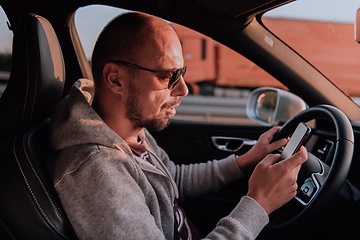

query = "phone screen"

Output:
[[281, 122, 311, 160]]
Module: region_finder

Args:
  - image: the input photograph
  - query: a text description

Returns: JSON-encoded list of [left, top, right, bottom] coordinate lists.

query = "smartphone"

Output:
[[281, 122, 311, 160]]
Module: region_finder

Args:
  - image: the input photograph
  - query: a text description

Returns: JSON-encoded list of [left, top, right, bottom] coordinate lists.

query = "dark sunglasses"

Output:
[[112, 60, 187, 90]]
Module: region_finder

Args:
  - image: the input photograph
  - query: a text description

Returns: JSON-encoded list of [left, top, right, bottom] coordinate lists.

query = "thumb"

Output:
[[278, 146, 308, 170]]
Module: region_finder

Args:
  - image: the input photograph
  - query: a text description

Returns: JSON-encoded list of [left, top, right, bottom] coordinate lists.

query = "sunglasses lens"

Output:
[[168, 67, 186, 90]]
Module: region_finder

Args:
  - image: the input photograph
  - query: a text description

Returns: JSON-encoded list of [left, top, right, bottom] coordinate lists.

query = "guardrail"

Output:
[[0, 71, 9, 80], [0, 71, 9, 96], [174, 95, 252, 124]]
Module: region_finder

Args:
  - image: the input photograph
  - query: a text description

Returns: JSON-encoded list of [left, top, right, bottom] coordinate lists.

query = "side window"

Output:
[[75, 5, 285, 125], [263, 1, 360, 98], [0, 7, 12, 96]]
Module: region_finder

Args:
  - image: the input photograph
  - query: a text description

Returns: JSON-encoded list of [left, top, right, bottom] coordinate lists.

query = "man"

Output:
[[50, 12, 307, 239]]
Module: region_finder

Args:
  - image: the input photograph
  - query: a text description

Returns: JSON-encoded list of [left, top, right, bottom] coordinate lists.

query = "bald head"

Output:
[[91, 12, 179, 87]]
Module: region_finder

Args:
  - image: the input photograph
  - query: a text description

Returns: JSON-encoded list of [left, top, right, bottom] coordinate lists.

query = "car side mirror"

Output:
[[356, 7, 360, 43], [246, 87, 307, 126]]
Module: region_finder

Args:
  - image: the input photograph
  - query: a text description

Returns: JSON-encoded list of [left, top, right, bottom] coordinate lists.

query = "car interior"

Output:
[[0, 0, 360, 239], [0, 13, 76, 239]]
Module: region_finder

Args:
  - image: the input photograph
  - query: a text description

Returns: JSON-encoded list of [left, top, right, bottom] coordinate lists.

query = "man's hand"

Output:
[[246, 146, 308, 215], [236, 126, 288, 172]]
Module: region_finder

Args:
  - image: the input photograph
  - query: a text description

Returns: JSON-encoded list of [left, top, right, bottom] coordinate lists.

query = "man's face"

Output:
[[124, 28, 188, 131]]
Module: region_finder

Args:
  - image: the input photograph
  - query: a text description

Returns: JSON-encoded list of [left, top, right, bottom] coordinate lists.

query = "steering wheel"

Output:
[[265, 104, 354, 234]]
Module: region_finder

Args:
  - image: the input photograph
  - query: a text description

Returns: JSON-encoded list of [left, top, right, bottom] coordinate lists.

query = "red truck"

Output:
[[172, 18, 360, 96]]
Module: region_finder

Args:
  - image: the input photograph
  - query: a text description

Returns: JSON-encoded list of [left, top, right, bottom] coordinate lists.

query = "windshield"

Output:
[[263, 0, 360, 98]]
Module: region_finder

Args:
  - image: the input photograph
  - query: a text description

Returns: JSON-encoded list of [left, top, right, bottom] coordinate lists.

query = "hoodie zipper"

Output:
[[147, 149, 179, 199]]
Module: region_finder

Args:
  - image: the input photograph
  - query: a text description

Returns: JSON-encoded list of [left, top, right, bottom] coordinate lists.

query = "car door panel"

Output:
[[151, 119, 269, 164]]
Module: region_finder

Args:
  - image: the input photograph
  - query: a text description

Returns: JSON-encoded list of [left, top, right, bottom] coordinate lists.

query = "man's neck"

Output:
[[103, 115, 142, 144], [93, 95, 141, 144], [121, 128, 142, 145]]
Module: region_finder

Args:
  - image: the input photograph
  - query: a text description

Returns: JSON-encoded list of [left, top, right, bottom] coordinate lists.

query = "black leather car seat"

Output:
[[0, 13, 77, 239]]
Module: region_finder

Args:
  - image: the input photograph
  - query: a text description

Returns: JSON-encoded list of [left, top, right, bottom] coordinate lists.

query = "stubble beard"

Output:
[[125, 82, 175, 131]]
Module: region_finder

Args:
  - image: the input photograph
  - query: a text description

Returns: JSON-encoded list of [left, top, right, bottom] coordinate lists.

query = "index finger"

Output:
[[268, 126, 282, 136], [261, 126, 282, 142]]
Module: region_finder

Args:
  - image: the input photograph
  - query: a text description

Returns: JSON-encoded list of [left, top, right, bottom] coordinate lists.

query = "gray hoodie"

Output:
[[50, 78, 269, 240]]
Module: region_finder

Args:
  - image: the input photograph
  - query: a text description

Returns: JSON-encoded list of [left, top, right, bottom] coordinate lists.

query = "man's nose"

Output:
[[171, 76, 188, 97]]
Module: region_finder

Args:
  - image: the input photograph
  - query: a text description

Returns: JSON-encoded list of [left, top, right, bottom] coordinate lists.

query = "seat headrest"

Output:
[[0, 13, 65, 136]]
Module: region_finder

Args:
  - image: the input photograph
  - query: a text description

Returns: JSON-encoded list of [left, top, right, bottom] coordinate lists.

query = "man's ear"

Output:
[[102, 62, 124, 94]]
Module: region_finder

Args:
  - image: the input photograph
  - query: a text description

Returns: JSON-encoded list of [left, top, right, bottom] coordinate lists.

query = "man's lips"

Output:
[[167, 107, 176, 115], [163, 99, 181, 115], [167, 102, 180, 115]]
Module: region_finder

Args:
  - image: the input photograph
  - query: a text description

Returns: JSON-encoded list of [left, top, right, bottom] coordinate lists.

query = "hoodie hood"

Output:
[[50, 79, 143, 156]]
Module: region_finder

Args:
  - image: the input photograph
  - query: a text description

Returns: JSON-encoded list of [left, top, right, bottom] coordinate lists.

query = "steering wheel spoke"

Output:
[[295, 153, 330, 206], [295, 175, 321, 206]]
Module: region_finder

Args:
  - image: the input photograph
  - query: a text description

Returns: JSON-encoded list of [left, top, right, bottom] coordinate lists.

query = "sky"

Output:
[[0, 0, 359, 56], [264, 0, 359, 23]]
